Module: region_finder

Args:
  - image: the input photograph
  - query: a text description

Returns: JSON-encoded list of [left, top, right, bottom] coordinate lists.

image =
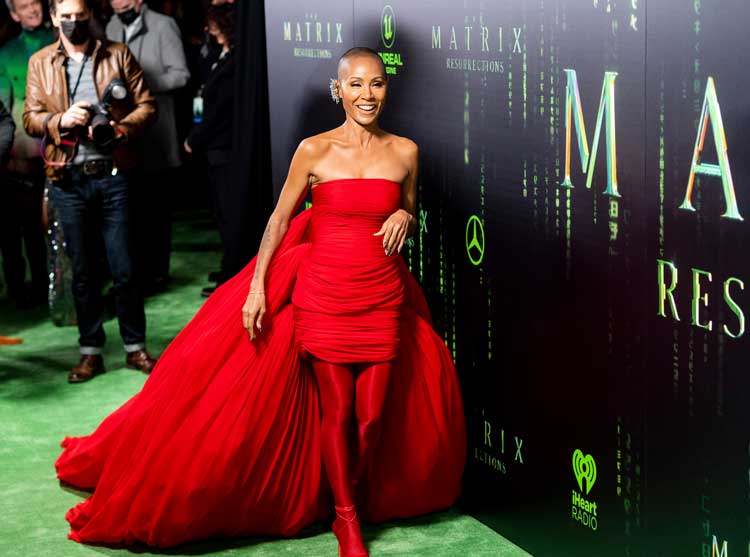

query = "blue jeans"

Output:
[[50, 169, 146, 353]]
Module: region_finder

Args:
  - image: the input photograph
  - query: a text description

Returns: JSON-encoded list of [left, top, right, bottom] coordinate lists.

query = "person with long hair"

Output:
[[55, 46, 466, 557]]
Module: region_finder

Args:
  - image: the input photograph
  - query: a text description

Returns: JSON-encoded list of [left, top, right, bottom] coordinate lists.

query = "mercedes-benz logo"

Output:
[[381, 5, 396, 49], [466, 214, 485, 266]]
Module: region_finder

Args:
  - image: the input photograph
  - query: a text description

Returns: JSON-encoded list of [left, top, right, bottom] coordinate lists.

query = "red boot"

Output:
[[332, 504, 368, 557]]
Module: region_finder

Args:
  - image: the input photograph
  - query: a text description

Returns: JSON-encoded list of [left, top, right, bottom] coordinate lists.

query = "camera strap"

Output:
[[68, 54, 89, 103], [41, 54, 90, 169]]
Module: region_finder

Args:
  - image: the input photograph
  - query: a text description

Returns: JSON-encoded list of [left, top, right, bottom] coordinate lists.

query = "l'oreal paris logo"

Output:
[[378, 5, 404, 75], [381, 5, 395, 48]]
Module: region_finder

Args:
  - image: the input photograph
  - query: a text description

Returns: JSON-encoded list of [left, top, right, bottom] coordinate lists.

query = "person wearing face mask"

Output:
[[183, 4, 235, 297], [23, 0, 159, 382], [106, 0, 190, 295], [0, 0, 54, 307], [195, 0, 234, 86]]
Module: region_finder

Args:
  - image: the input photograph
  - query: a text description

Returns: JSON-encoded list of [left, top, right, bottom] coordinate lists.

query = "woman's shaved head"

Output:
[[337, 47, 386, 79]]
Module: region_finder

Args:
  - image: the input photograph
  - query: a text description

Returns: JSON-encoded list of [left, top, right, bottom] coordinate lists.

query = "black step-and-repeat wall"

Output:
[[263, 1, 750, 555]]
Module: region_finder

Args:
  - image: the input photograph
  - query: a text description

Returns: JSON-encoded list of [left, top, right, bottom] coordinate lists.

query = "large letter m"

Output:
[[561, 69, 620, 198], [711, 536, 728, 557]]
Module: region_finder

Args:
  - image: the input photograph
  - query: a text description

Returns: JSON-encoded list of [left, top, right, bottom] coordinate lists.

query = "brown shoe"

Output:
[[68, 354, 105, 383], [126, 349, 157, 374]]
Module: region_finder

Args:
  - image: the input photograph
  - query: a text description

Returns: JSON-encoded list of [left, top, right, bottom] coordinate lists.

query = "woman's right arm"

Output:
[[242, 138, 318, 339]]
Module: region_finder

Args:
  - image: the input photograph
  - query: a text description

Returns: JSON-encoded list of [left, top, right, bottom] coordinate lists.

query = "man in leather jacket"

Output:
[[23, 0, 159, 382]]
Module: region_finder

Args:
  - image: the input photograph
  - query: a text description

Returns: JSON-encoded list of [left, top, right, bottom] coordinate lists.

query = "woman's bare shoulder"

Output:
[[298, 128, 345, 149], [380, 133, 418, 169], [382, 132, 418, 155], [297, 131, 331, 154]]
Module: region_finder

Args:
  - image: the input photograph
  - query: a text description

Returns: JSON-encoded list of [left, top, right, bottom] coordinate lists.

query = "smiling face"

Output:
[[336, 53, 388, 127], [9, 0, 44, 30]]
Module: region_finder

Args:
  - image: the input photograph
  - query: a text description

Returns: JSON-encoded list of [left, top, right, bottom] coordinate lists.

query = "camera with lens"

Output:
[[83, 79, 128, 151]]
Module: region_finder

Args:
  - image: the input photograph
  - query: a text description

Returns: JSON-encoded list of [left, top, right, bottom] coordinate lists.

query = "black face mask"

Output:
[[60, 19, 90, 45], [117, 8, 139, 26]]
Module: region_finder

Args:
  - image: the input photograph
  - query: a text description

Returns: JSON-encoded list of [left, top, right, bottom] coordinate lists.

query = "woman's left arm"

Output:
[[374, 139, 418, 255]]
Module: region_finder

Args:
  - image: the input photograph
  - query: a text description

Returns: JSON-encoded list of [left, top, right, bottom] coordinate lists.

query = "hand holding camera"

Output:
[[61, 101, 93, 129], [60, 79, 128, 152]]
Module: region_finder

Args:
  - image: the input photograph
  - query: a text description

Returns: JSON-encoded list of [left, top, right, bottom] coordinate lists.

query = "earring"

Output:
[[329, 78, 340, 104]]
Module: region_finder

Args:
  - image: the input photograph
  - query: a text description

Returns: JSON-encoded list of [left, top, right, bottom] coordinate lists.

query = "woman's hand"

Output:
[[373, 209, 414, 256], [242, 289, 266, 341]]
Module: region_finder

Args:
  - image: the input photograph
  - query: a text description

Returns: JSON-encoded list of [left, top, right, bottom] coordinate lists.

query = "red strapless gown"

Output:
[[55, 178, 466, 547]]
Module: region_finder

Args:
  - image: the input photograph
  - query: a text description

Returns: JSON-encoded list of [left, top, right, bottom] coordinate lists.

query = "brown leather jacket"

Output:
[[23, 38, 157, 181]]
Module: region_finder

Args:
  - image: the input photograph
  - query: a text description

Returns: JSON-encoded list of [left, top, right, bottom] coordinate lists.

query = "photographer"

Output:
[[23, 0, 158, 383]]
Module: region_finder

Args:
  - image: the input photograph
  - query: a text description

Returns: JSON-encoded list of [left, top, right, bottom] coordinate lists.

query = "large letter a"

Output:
[[679, 77, 742, 221]]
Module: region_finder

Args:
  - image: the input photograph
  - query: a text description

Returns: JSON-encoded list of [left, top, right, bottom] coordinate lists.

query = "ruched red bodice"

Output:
[[293, 178, 406, 362], [54, 185, 466, 548]]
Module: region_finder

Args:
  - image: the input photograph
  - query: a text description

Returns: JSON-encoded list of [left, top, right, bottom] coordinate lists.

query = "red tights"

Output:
[[311, 359, 393, 508]]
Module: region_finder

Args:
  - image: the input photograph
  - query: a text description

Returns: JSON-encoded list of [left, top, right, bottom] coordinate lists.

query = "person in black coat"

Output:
[[0, 99, 19, 305], [0, 100, 14, 161], [184, 4, 237, 297], [1, 100, 26, 340]]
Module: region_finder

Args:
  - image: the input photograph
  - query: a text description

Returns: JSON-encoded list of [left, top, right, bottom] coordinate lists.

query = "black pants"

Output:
[[207, 157, 251, 282], [50, 170, 146, 352], [0, 172, 47, 302], [128, 168, 174, 288]]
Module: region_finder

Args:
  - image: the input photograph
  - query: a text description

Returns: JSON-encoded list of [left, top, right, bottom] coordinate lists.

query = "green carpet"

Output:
[[0, 212, 531, 557]]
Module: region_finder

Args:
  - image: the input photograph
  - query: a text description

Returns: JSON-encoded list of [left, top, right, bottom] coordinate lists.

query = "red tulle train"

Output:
[[55, 179, 466, 547]]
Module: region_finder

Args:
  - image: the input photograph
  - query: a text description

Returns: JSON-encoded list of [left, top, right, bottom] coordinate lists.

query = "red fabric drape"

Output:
[[56, 180, 466, 547]]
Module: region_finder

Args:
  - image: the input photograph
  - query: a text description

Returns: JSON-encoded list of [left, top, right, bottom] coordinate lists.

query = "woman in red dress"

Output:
[[55, 47, 466, 556]]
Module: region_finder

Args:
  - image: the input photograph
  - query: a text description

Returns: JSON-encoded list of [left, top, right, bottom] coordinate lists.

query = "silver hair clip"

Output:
[[329, 78, 340, 104]]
